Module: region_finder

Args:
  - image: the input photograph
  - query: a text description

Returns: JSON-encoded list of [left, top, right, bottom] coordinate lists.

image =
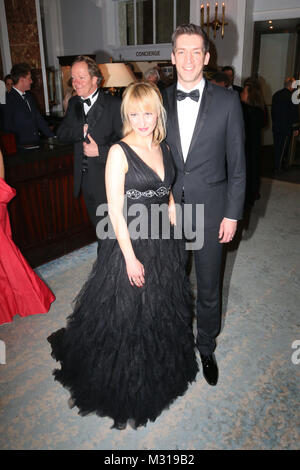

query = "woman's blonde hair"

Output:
[[121, 81, 166, 144]]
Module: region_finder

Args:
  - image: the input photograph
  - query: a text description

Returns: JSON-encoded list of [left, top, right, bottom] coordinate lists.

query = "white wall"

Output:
[[59, 0, 114, 62], [259, 34, 295, 104], [211, 0, 240, 69], [208, 0, 254, 85], [0, 0, 11, 75], [254, 0, 300, 10], [253, 0, 300, 20], [242, 0, 255, 80]]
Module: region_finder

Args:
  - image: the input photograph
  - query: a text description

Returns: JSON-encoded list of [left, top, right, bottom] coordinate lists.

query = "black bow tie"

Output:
[[176, 89, 200, 102], [81, 89, 99, 107], [82, 97, 91, 106]]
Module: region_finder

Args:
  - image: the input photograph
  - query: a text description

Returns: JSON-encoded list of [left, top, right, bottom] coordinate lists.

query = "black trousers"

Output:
[[273, 132, 291, 171], [193, 226, 224, 355], [182, 200, 223, 355], [81, 172, 103, 253]]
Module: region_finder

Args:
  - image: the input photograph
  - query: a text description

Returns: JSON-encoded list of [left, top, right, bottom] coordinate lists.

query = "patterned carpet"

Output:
[[0, 178, 299, 450]]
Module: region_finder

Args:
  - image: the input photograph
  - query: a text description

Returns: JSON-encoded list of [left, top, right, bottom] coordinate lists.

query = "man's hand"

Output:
[[83, 133, 99, 157], [219, 218, 237, 243]]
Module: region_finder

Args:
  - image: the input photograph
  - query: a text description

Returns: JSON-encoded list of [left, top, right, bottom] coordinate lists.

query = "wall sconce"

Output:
[[201, 2, 228, 38]]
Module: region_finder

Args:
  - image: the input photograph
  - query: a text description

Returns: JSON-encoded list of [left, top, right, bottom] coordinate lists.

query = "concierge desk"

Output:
[[4, 143, 96, 267]]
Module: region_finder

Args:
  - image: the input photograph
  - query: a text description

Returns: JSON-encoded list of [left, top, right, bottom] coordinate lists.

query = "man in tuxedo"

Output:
[[164, 24, 246, 386], [210, 71, 230, 88], [271, 77, 299, 172], [221, 66, 243, 94], [57, 56, 122, 231], [4, 63, 54, 146]]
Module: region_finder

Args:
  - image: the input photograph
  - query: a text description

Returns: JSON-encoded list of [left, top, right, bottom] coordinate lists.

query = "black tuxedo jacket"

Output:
[[271, 88, 299, 136], [163, 80, 246, 229], [233, 84, 243, 94], [4, 88, 54, 145], [57, 90, 122, 201]]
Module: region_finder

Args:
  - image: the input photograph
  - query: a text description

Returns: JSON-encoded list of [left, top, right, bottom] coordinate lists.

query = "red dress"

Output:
[[0, 177, 55, 325]]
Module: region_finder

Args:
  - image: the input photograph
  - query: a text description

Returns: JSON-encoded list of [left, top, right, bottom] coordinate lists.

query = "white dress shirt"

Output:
[[82, 88, 99, 115], [177, 78, 205, 162], [13, 86, 25, 98]]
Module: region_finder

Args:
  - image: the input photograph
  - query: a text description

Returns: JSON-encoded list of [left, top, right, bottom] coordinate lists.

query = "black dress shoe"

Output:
[[200, 353, 218, 386]]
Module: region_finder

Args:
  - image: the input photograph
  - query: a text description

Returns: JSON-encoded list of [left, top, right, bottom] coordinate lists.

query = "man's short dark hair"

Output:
[[10, 63, 31, 85], [72, 55, 102, 85], [212, 71, 230, 87], [221, 66, 235, 77], [172, 23, 210, 54]]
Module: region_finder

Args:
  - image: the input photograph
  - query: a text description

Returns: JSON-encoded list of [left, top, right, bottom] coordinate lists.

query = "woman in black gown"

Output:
[[48, 81, 198, 429]]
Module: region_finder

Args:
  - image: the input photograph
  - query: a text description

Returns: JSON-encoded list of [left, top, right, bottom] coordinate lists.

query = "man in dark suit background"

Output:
[[57, 56, 123, 231], [4, 63, 54, 146], [221, 65, 243, 94], [164, 24, 246, 386], [271, 77, 299, 173]]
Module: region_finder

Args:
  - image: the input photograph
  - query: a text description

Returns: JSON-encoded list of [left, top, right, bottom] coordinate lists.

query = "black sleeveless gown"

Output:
[[47, 141, 198, 429]]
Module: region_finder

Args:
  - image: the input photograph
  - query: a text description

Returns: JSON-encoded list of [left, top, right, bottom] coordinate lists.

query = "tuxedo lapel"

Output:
[[13, 89, 32, 115], [74, 97, 84, 123], [167, 84, 184, 167], [86, 91, 104, 130], [186, 79, 213, 163]]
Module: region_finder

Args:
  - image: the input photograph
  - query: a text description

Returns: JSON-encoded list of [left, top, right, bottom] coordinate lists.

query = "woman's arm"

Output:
[[0, 150, 4, 179], [168, 190, 176, 225], [105, 144, 145, 286]]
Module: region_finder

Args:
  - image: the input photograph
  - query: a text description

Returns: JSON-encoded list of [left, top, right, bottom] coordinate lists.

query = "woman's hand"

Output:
[[126, 257, 145, 287]]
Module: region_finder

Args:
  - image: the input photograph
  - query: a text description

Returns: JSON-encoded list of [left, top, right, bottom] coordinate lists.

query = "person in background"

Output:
[[4, 63, 54, 147], [221, 66, 243, 94], [144, 67, 165, 93], [210, 71, 230, 88], [4, 75, 13, 93], [63, 77, 77, 113], [240, 77, 266, 207], [0, 150, 55, 325], [271, 77, 299, 173], [57, 56, 123, 234]]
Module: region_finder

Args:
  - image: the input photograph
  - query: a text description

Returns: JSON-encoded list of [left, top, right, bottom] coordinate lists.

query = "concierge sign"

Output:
[[136, 50, 161, 57], [114, 44, 172, 62]]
